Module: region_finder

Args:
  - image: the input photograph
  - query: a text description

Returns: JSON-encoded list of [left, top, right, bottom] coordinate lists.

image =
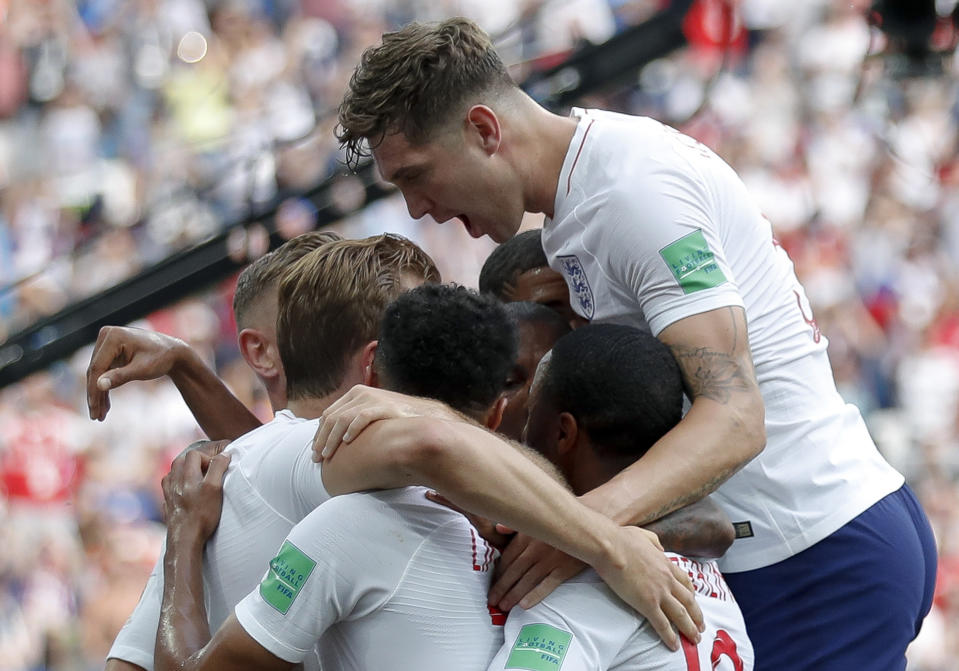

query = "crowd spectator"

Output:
[[1, 0, 958, 668]]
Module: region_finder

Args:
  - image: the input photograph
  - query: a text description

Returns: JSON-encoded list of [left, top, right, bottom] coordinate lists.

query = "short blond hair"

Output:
[[276, 234, 440, 400], [232, 230, 343, 329]]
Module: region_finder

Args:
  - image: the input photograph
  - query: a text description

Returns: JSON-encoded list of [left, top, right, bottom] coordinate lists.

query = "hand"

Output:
[[425, 491, 514, 551], [86, 326, 188, 421], [489, 533, 587, 611], [592, 526, 703, 652], [161, 449, 232, 541], [180, 439, 232, 470], [312, 385, 456, 461]]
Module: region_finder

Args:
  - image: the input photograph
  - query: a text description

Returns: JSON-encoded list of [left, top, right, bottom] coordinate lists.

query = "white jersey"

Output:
[[542, 109, 903, 572], [235, 487, 503, 671], [488, 555, 752, 671], [108, 410, 329, 670]]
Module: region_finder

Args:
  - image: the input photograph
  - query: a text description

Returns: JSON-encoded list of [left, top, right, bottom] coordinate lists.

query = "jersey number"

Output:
[[681, 630, 744, 671]]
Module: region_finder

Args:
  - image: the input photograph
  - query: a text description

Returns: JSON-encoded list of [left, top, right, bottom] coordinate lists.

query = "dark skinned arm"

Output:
[[644, 496, 734, 559], [87, 326, 261, 440], [154, 450, 295, 671]]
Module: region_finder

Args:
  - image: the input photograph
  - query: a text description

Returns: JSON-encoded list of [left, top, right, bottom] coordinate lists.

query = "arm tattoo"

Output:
[[667, 308, 757, 405], [641, 462, 742, 525]]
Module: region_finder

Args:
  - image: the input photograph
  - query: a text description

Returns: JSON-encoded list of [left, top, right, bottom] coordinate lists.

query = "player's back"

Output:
[[234, 487, 504, 671], [487, 554, 752, 671]]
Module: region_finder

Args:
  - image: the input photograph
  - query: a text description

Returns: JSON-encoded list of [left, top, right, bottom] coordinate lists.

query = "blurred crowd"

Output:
[[1, 0, 959, 669]]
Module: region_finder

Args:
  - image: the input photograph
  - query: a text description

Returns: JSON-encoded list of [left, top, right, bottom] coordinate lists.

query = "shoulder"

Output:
[[293, 487, 460, 539], [226, 414, 318, 467]]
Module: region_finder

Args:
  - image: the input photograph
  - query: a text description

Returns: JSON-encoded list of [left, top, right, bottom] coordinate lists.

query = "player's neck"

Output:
[[511, 101, 577, 217], [285, 390, 342, 420], [571, 452, 638, 496]]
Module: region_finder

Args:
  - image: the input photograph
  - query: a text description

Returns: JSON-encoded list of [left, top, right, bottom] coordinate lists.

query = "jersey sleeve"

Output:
[[486, 580, 634, 671], [287, 434, 330, 514], [601, 163, 745, 336], [233, 495, 408, 663], [250, 422, 330, 519], [107, 546, 165, 670]]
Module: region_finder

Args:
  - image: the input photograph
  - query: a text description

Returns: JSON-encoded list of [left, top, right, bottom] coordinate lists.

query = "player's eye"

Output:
[[504, 369, 526, 392]]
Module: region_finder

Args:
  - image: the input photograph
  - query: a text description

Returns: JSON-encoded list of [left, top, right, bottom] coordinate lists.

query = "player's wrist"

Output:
[[166, 513, 209, 548], [587, 524, 629, 576], [168, 339, 205, 382]]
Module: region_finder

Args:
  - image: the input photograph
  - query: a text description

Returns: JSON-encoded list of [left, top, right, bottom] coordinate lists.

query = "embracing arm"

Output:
[[643, 496, 734, 559], [323, 416, 703, 651], [319, 399, 563, 497], [87, 326, 261, 440], [583, 306, 765, 526]]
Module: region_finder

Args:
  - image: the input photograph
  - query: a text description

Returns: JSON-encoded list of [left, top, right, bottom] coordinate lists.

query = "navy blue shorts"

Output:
[[723, 484, 937, 671]]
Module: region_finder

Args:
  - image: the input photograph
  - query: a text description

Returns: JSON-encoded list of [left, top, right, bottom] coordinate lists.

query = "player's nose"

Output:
[[403, 191, 432, 220]]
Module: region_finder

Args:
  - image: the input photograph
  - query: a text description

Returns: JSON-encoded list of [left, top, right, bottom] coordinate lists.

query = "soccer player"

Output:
[[86, 230, 343, 441], [152, 284, 701, 670], [479, 228, 583, 329], [332, 17, 937, 668], [496, 301, 734, 561], [490, 323, 753, 670], [499, 301, 571, 441], [106, 235, 441, 671]]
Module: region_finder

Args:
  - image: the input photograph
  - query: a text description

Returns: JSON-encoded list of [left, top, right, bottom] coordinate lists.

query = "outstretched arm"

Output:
[[87, 326, 261, 440]]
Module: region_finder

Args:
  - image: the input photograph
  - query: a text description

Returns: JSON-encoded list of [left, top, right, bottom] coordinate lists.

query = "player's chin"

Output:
[[457, 214, 486, 240], [485, 219, 521, 244]]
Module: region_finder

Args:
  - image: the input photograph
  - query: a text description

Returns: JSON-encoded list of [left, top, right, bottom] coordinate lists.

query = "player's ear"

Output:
[[465, 104, 501, 156], [485, 394, 509, 431], [362, 341, 379, 386], [238, 328, 281, 381], [556, 412, 579, 457]]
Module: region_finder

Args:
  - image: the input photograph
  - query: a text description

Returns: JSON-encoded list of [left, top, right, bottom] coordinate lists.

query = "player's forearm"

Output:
[[407, 418, 629, 570], [643, 495, 735, 558], [170, 346, 261, 441], [582, 396, 764, 527], [156, 522, 213, 671]]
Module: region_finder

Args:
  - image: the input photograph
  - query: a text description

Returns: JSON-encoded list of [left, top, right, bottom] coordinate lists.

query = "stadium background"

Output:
[[0, 0, 957, 668]]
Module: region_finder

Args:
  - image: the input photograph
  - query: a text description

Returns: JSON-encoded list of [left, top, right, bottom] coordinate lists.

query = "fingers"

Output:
[[669, 559, 694, 592], [85, 325, 177, 421], [317, 413, 353, 459], [205, 452, 232, 484], [664, 591, 704, 649], [517, 570, 568, 610], [94, 364, 136, 396], [86, 326, 122, 421], [496, 559, 556, 611], [645, 606, 680, 652], [489, 534, 534, 605], [673, 574, 704, 633], [424, 491, 463, 514], [313, 390, 367, 460]]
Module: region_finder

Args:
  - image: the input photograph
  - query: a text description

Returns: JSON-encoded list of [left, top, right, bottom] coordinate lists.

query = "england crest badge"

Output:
[[557, 254, 595, 320]]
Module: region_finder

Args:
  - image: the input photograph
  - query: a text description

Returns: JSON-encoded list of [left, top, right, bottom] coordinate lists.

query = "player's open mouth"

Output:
[[459, 214, 482, 238]]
